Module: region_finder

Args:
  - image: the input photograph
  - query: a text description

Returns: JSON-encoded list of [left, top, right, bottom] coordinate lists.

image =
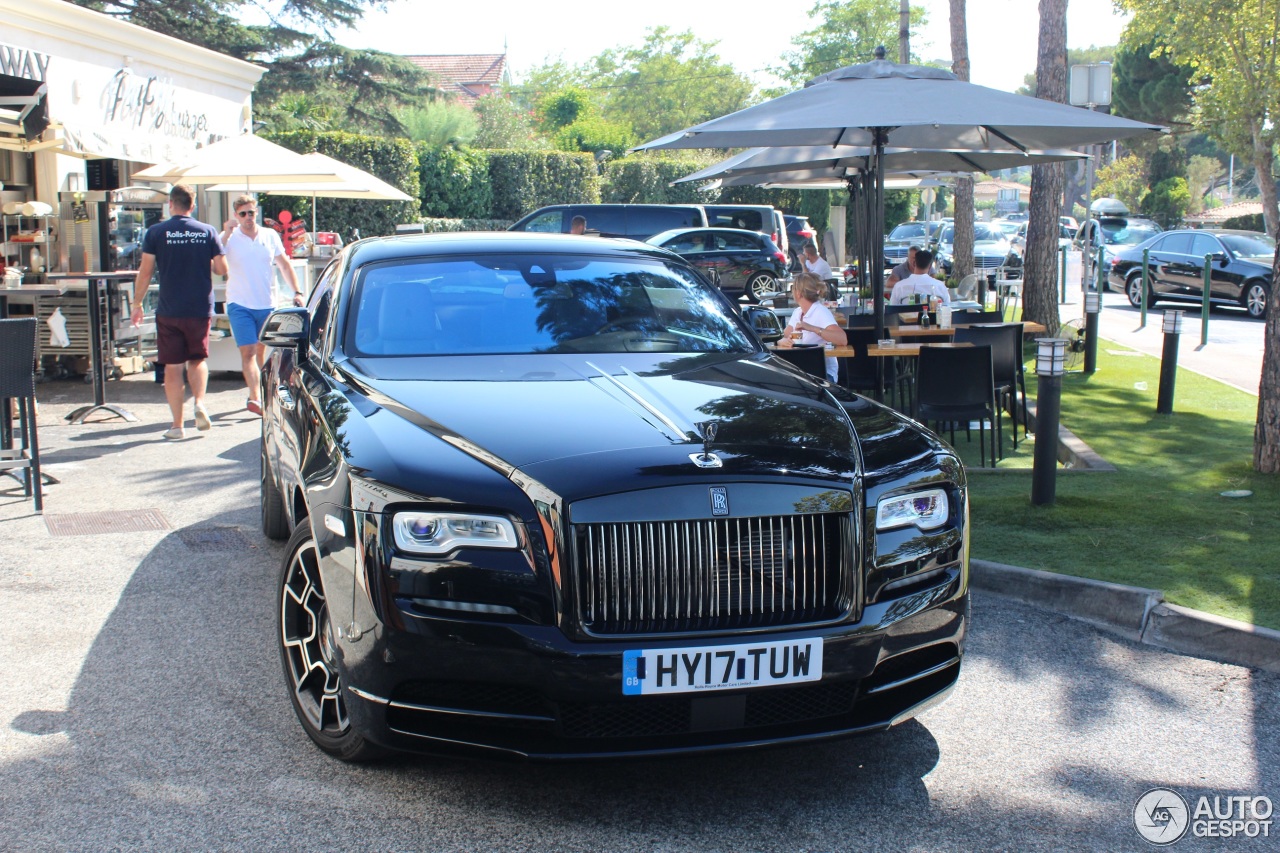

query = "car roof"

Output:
[[646, 227, 767, 243], [345, 231, 683, 266]]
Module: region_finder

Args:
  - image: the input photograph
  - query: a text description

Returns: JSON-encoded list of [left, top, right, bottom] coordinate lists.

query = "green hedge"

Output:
[[418, 145, 492, 219], [262, 130, 421, 239], [486, 150, 600, 221], [419, 217, 513, 232], [601, 152, 719, 204], [1221, 212, 1265, 232]]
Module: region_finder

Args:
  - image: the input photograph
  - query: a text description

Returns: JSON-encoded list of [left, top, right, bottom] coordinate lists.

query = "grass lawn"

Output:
[[935, 340, 1280, 631]]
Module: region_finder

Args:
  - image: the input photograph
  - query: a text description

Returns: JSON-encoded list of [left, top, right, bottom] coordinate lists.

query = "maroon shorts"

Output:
[[156, 316, 211, 364]]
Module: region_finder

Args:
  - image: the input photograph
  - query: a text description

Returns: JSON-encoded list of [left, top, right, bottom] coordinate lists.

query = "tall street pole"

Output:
[[899, 1, 911, 63]]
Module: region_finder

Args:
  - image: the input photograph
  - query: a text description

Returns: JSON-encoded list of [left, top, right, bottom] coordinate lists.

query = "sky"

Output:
[[332, 0, 1131, 95]]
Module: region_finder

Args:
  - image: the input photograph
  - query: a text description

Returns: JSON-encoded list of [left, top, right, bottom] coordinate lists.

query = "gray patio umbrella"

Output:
[[636, 52, 1162, 337], [675, 146, 1087, 185]]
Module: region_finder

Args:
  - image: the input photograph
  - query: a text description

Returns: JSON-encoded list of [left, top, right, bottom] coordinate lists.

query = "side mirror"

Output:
[[1212, 252, 1229, 266], [260, 307, 309, 349]]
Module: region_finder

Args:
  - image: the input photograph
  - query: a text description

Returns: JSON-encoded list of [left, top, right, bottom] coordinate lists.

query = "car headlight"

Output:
[[392, 511, 519, 555], [876, 489, 949, 531]]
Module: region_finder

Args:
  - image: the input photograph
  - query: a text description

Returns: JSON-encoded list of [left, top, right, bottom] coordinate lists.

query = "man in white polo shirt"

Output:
[[220, 194, 303, 415], [889, 248, 951, 306]]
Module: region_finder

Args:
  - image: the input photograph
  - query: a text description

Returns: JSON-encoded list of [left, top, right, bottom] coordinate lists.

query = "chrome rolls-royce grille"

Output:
[[575, 514, 852, 635]]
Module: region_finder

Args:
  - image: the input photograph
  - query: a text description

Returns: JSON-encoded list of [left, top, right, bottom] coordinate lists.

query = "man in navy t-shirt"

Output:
[[130, 183, 228, 440]]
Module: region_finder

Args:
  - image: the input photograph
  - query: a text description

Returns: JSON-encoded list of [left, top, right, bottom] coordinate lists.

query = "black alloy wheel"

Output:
[[278, 523, 385, 761]]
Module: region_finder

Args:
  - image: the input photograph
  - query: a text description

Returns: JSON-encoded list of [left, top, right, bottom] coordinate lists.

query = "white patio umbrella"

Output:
[[206, 151, 413, 231], [636, 52, 1162, 335], [132, 134, 345, 188]]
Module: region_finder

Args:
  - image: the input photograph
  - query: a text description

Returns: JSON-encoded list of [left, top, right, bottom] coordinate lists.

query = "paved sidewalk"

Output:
[[2, 369, 1274, 676]]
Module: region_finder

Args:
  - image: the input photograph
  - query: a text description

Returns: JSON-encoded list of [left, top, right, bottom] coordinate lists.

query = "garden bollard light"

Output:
[[1032, 338, 1068, 507], [1157, 309, 1184, 415], [1083, 290, 1100, 375]]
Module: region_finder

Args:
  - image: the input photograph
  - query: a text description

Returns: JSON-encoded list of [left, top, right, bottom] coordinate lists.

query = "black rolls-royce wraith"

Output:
[[259, 232, 969, 761]]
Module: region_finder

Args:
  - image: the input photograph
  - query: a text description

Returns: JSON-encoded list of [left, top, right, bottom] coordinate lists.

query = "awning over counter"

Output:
[[0, 73, 52, 147]]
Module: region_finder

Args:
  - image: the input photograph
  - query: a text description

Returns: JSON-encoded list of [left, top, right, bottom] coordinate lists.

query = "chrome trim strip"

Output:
[[346, 686, 390, 705], [386, 699, 555, 723], [864, 656, 961, 697]]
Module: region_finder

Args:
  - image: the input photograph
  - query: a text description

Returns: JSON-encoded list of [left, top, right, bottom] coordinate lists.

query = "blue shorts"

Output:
[[227, 303, 274, 347]]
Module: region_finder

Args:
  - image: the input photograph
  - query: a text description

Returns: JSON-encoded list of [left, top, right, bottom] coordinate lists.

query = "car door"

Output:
[[1147, 232, 1192, 297], [1173, 233, 1222, 300], [268, 261, 336, 531], [1194, 233, 1241, 302], [710, 231, 764, 294], [661, 230, 723, 286]]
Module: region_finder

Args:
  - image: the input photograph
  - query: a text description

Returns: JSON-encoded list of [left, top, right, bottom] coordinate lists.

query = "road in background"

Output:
[[1053, 252, 1263, 394]]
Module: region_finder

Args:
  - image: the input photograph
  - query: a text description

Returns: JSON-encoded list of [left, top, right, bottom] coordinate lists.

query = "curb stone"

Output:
[[970, 559, 1280, 673], [1143, 603, 1280, 674]]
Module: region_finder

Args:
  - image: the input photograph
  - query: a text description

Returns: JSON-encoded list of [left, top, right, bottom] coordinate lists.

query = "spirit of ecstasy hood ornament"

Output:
[[690, 421, 723, 468]]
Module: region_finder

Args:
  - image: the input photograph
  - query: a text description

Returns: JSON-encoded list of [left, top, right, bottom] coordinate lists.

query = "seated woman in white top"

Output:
[[778, 272, 848, 383], [888, 248, 951, 306]]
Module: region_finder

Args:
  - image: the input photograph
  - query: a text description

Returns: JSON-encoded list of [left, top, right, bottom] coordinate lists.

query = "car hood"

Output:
[[344, 352, 862, 501], [940, 239, 1010, 254]]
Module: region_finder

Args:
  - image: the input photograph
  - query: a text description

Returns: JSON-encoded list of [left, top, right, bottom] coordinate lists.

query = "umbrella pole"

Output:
[[312, 193, 317, 234], [872, 129, 888, 342]]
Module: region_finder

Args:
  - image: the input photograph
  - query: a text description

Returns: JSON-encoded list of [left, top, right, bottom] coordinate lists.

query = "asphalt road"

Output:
[[2, 371, 1276, 852], [1061, 253, 1266, 394]]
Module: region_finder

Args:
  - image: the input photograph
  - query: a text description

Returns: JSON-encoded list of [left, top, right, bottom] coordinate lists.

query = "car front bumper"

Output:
[[337, 573, 968, 760]]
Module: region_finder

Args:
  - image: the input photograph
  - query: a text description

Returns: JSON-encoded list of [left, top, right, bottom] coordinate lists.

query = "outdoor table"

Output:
[[45, 272, 139, 425], [889, 326, 956, 339]]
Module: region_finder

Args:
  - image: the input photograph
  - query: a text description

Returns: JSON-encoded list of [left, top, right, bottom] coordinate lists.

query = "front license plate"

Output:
[[621, 638, 822, 696]]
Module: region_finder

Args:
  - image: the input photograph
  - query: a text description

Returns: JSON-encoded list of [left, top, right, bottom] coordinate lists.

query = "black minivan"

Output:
[[508, 204, 708, 241]]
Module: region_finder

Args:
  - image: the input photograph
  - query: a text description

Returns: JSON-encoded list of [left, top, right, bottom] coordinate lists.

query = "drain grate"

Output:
[[178, 526, 254, 552], [44, 509, 171, 537]]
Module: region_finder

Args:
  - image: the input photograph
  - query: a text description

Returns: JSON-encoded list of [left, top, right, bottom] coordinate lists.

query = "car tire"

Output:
[[746, 273, 776, 304], [1242, 280, 1268, 319], [278, 522, 387, 761], [1125, 272, 1156, 310], [261, 433, 290, 541]]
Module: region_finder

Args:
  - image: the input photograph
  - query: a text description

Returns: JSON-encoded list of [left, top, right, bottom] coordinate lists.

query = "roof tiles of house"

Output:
[[405, 54, 506, 100], [1184, 200, 1264, 223]]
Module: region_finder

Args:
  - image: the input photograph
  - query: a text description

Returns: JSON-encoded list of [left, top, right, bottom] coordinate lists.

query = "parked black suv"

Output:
[[509, 204, 708, 241]]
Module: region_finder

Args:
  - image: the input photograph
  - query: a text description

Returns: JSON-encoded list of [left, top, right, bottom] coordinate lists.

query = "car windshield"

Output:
[[1220, 233, 1276, 259], [938, 223, 1003, 243], [889, 223, 930, 240], [1099, 222, 1161, 245], [346, 253, 758, 357]]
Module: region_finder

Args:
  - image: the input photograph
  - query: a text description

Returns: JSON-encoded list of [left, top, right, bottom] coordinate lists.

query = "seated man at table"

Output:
[[802, 242, 833, 280], [890, 249, 951, 306]]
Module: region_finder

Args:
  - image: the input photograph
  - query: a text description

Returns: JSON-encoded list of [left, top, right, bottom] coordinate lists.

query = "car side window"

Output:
[[307, 265, 335, 354], [720, 233, 756, 251], [1159, 233, 1193, 255], [523, 211, 564, 233], [1189, 234, 1220, 259]]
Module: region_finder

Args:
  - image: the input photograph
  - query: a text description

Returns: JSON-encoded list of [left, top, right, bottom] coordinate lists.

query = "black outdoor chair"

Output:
[[840, 327, 881, 398], [0, 318, 42, 512], [955, 323, 1028, 448], [955, 309, 1006, 325], [773, 344, 827, 380], [914, 343, 999, 467]]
